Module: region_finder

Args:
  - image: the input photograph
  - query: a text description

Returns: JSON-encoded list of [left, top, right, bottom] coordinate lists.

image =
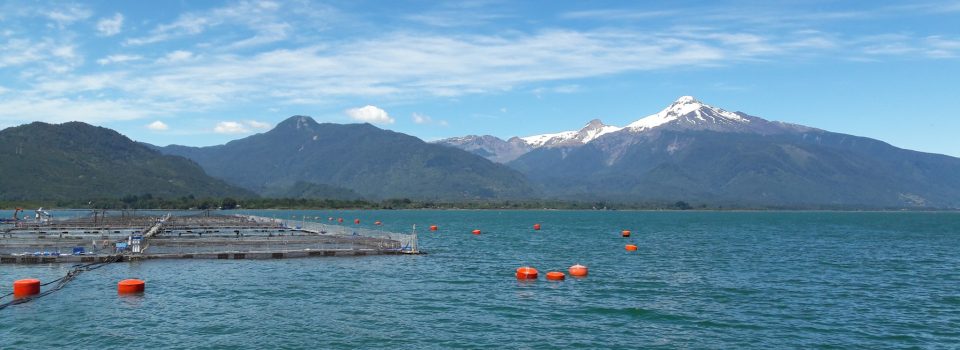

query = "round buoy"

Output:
[[337, 218, 343, 223], [354, 219, 360, 224], [13, 279, 41, 298], [546, 271, 565, 281], [374, 221, 382, 226], [625, 244, 638, 251], [472, 229, 481, 235], [328, 217, 333, 221], [568, 264, 588, 277], [429, 225, 438, 231], [117, 279, 145, 294], [621, 230, 631, 237], [533, 223, 541, 231], [516, 267, 538, 280]]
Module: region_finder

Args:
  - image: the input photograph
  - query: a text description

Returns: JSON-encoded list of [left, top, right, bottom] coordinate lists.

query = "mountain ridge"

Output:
[[157, 116, 537, 200], [0, 121, 253, 201], [437, 96, 960, 208]]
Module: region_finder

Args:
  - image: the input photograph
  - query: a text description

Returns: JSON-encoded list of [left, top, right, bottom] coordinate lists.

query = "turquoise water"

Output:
[[2, 210, 959, 348]]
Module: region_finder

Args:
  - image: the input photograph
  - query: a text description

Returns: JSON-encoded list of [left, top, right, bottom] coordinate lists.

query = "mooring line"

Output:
[[0, 255, 123, 310]]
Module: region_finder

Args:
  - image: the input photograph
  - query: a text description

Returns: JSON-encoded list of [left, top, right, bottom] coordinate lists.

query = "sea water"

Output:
[[1, 210, 958, 348]]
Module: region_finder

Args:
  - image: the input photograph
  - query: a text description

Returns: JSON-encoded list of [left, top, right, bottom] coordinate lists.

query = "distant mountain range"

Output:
[[156, 116, 536, 200], [0, 122, 251, 201], [2, 96, 957, 208], [437, 96, 960, 208]]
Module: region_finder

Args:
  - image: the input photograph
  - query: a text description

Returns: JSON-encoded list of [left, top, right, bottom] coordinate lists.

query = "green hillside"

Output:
[[0, 122, 253, 201], [159, 116, 537, 200]]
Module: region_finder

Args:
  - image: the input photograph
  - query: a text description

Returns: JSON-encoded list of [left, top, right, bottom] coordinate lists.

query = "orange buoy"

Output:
[[374, 221, 382, 226], [429, 225, 438, 231], [472, 229, 481, 235], [533, 223, 541, 231], [117, 279, 145, 294], [625, 244, 638, 251], [13, 279, 41, 298], [621, 230, 631, 237], [546, 271, 565, 281], [516, 267, 538, 280], [568, 264, 588, 277], [354, 219, 360, 224]]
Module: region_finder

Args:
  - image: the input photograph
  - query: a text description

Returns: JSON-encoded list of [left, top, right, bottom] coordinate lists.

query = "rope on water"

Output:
[[0, 255, 123, 310]]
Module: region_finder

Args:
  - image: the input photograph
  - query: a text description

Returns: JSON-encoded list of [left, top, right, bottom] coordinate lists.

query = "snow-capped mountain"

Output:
[[437, 96, 805, 163], [627, 95, 749, 131], [520, 119, 623, 148], [502, 97, 960, 208], [625, 96, 810, 135]]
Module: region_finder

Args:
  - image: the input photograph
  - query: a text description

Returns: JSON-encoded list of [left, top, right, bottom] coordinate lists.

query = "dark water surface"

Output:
[[1, 210, 958, 348]]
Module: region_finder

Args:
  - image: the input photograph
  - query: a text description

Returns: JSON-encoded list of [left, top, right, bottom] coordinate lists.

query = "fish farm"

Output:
[[0, 210, 420, 264]]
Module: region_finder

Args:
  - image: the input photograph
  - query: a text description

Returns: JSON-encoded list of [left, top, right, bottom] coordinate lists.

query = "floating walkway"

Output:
[[0, 211, 420, 264]]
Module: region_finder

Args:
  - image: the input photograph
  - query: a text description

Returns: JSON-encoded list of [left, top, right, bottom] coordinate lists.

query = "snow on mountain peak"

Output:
[[627, 96, 748, 131], [521, 118, 623, 147]]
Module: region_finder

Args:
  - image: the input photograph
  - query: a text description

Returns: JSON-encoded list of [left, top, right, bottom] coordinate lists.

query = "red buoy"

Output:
[[13, 279, 40, 298], [568, 264, 588, 277], [621, 230, 631, 237], [117, 279, 145, 294], [337, 218, 344, 223], [516, 267, 538, 280], [374, 221, 382, 226], [429, 225, 438, 231], [625, 244, 638, 251], [533, 223, 541, 231], [546, 271, 565, 281], [472, 229, 481, 235], [354, 219, 360, 224]]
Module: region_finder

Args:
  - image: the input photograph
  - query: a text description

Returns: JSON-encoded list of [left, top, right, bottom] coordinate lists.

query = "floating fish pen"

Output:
[[0, 211, 420, 264]]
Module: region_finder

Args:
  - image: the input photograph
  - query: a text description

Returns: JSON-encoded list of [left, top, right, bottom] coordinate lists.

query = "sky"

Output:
[[0, 1, 959, 156]]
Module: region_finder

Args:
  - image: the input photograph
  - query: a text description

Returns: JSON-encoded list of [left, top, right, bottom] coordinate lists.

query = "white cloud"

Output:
[[96, 13, 124, 36], [159, 50, 194, 63], [533, 84, 581, 97], [0, 39, 54, 68], [51, 45, 77, 59], [412, 112, 430, 124], [346, 105, 394, 124], [0, 27, 886, 125], [560, 9, 677, 20], [96, 54, 142, 65], [213, 121, 249, 134], [0, 1, 956, 130], [46, 6, 92, 26], [925, 36, 960, 58], [126, 15, 209, 45], [125, 0, 301, 46], [411, 112, 448, 126], [854, 34, 960, 59], [146, 120, 169, 131], [245, 120, 271, 129], [213, 120, 271, 134]]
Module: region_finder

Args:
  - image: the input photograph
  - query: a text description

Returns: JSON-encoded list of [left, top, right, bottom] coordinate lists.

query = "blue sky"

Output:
[[0, 1, 958, 156]]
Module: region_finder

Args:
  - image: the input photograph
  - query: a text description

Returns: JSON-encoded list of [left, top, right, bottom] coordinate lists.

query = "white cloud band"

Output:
[[346, 105, 394, 124]]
